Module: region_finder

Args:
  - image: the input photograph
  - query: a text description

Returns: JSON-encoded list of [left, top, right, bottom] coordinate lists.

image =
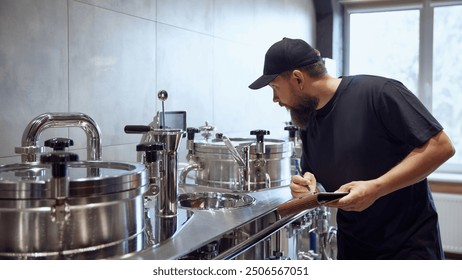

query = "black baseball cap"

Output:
[[249, 38, 321, 90]]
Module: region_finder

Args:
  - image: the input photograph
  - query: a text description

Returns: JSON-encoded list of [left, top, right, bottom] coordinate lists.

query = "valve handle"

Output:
[[186, 127, 200, 141], [284, 125, 298, 138], [124, 125, 151, 134], [40, 152, 79, 177], [250, 129, 270, 143], [136, 142, 164, 163], [44, 137, 74, 151]]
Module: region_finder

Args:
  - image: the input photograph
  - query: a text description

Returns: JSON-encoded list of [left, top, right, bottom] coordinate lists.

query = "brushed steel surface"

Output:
[[0, 160, 148, 259]]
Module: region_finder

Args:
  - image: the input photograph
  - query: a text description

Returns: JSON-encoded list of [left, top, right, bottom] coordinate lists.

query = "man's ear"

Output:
[[292, 70, 305, 90]]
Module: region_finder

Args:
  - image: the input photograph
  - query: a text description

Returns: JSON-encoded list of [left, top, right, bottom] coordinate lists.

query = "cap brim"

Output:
[[248, 74, 279, 90]]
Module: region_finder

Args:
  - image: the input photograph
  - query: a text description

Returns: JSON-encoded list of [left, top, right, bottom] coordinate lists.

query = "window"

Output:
[[349, 9, 420, 93], [344, 1, 462, 173], [432, 4, 462, 172]]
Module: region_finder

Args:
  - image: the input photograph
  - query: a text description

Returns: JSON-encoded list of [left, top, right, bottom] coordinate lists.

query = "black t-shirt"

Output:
[[300, 75, 444, 259]]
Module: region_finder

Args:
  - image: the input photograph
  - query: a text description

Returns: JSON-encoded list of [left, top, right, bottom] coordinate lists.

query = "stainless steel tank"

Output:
[[0, 160, 148, 260], [182, 135, 293, 191]]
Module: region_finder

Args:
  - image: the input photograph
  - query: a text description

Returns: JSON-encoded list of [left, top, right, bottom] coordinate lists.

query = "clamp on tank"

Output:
[[40, 138, 79, 224], [250, 129, 271, 189], [284, 125, 301, 175], [178, 123, 215, 186], [186, 127, 200, 162], [136, 142, 164, 245], [136, 142, 165, 200]]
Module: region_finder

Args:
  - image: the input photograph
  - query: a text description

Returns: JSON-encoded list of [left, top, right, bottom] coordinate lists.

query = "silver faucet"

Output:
[[15, 112, 102, 162], [222, 135, 250, 191]]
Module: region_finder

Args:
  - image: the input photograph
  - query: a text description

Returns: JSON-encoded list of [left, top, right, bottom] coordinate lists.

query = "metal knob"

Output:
[[157, 90, 168, 101], [250, 129, 270, 142], [199, 121, 216, 141], [136, 142, 164, 163], [284, 125, 298, 139], [40, 152, 79, 178], [250, 129, 270, 155], [44, 137, 74, 151], [186, 127, 200, 141], [158, 90, 168, 128]]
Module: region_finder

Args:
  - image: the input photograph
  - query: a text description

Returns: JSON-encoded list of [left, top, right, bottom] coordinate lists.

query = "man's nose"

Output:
[[273, 94, 279, 103]]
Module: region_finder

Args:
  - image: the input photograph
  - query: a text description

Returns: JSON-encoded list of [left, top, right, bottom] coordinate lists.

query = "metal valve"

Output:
[[187, 127, 200, 141], [40, 151, 79, 224], [186, 127, 200, 162], [250, 130, 271, 188], [44, 137, 74, 151], [250, 129, 269, 155], [136, 142, 164, 163], [284, 125, 298, 141], [40, 152, 79, 179], [199, 121, 215, 141], [136, 142, 164, 199]]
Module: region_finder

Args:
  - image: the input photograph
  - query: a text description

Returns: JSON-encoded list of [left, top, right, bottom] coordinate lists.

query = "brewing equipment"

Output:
[[1, 103, 338, 260], [15, 112, 102, 163], [180, 127, 293, 191], [0, 159, 148, 260], [124, 90, 186, 244], [284, 124, 302, 175], [0, 114, 148, 259]]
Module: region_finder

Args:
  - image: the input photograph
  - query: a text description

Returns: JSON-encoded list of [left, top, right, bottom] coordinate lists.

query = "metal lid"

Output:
[[194, 137, 293, 155], [0, 161, 147, 199]]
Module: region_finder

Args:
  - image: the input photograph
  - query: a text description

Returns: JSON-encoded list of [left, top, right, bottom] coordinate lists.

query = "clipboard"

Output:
[[277, 192, 348, 217]]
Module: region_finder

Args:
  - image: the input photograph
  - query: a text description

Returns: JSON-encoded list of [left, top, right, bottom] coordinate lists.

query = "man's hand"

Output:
[[290, 172, 317, 197], [327, 180, 380, 211]]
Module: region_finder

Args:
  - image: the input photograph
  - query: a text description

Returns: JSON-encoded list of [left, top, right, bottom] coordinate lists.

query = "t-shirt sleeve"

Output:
[[373, 79, 443, 148]]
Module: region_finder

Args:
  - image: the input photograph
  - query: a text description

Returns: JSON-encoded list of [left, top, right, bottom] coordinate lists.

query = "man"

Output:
[[248, 37, 455, 259]]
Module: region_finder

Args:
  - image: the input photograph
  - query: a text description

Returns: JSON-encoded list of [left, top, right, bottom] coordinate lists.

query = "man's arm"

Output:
[[331, 130, 455, 212]]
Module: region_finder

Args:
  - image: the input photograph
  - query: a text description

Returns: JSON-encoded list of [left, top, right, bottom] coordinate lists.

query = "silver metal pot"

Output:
[[0, 160, 148, 259], [182, 137, 293, 191]]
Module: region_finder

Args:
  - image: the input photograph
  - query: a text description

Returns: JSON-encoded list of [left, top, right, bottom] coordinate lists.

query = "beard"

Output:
[[288, 94, 319, 129]]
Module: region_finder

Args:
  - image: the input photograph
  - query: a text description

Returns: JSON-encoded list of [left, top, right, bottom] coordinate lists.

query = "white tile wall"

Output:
[[156, 23, 214, 129], [68, 1, 157, 151], [0, 0, 316, 164], [0, 0, 68, 160]]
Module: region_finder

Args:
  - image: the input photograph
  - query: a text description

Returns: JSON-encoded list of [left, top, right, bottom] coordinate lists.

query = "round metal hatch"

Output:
[[0, 160, 147, 199]]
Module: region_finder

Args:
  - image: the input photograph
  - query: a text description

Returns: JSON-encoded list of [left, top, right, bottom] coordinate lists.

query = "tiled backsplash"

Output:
[[0, 0, 316, 164]]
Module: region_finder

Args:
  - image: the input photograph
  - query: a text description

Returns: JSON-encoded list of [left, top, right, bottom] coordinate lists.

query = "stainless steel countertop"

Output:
[[120, 184, 295, 260]]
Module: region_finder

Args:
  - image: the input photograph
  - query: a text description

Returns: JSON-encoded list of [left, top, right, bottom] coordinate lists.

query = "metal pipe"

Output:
[[148, 129, 184, 218], [179, 163, 201, 185], [213, 210, 308, 260], [16, 112, 102, 162]]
